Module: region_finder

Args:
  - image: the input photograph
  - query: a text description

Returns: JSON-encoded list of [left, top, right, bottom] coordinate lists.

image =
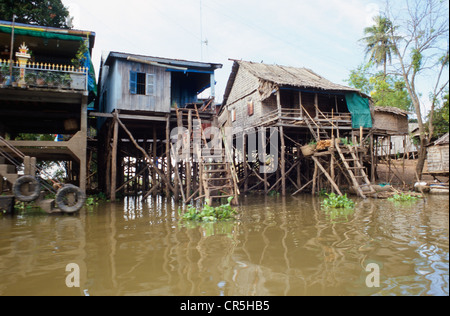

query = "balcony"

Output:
[[259, 107, 353, 129], [0, 59, 88, 91]]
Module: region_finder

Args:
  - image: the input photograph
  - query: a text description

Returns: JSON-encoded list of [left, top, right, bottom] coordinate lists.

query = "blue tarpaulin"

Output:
[[84, 50, 97, 96]]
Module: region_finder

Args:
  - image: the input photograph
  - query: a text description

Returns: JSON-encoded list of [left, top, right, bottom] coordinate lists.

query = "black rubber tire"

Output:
[[55, 185, 86, 214], [13, 175, 41, 203]]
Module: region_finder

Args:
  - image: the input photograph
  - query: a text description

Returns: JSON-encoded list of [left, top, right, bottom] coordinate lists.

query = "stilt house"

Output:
[[220, 60, 376, 198], [94, 52, 239, 204]]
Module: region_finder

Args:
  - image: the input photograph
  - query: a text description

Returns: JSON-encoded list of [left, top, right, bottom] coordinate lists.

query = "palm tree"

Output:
[[361, 16, 397, 77]]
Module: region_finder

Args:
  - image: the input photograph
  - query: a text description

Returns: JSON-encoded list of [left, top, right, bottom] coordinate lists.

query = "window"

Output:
[[130, 71, 155, 96], [231, 109, 236, 122], [136, 72, 146, 95], [247, 99, 254, 116]]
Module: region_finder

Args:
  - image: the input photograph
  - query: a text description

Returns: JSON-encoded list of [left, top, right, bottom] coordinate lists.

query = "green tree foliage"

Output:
[[370, 75, 412, 111], [429, 92, 449, 138], [0, 0, 71, 29], [346, 63, 412, 111]]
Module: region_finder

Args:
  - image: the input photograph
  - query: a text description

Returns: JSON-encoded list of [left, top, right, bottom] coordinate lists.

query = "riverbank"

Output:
[[376, 159, 448, 188]]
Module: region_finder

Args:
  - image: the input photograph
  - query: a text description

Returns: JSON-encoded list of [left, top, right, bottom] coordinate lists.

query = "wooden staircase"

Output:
[[174, 107, 239, 206], [304, 113, 329, 142], [201, 146, 239, 205], [334, 139, 376, 199]]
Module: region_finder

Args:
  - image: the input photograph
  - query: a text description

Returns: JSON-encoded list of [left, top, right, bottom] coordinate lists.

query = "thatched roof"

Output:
[[434, 133, 449, 146], [223, 60, 362, 105], [373, 106, 410, 117]]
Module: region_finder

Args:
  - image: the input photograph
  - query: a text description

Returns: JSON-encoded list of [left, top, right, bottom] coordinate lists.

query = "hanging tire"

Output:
[[13, 175, 41, 203], [55, 185, 86, 214]]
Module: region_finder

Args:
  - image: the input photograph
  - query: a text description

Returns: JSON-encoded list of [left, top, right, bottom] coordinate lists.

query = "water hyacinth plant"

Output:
[[179, 196, 237, 222], [387, 192, 420, 202], [321, 193, 355, 209]]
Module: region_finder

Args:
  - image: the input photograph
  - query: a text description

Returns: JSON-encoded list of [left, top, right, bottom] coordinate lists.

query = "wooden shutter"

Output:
[[247, 100, 254, 116], [129, 70, 137, 94], [146, 74, 155, 96]]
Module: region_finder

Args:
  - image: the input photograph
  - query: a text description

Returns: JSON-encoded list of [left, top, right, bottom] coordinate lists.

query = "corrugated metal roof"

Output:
[[104, 51, 222, 71]]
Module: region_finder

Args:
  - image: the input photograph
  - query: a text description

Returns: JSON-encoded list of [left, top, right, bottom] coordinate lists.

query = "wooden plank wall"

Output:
[[106, 59, 171, 114]]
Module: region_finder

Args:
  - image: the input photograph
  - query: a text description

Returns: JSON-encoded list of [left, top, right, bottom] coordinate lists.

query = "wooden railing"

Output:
[[257, 107, 352, 127], [0, 59, 88, 91]]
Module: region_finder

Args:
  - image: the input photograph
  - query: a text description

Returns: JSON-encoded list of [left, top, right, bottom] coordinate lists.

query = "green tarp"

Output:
[[345, 93, 372, 129], [0, 25, 84, 42]]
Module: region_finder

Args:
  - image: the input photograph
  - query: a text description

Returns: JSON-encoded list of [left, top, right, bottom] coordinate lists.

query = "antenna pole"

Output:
[[200, 0, 203, 60]]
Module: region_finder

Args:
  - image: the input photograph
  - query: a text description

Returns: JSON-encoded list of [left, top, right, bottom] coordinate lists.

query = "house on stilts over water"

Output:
[[94, 52, 240, 205], [219, 59, 379, 198]]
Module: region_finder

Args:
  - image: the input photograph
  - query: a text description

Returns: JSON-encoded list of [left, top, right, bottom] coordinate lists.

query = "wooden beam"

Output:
[[89, 112, 168, 122], [292, 179, 314, 196], [312, 156, 343, 196]]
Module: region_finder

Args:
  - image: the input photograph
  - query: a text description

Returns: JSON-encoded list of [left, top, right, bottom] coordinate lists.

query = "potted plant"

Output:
[[11, 68, 20, 87], [25, 71, 37, 86], [45, 72, 57, 87], [61, 73, 72, 89], [0, 62, 9, 85], [36, 71, 46, 86]]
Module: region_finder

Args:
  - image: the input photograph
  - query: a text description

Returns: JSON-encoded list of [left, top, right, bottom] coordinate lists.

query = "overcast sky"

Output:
[[62, 0, 447, 115]]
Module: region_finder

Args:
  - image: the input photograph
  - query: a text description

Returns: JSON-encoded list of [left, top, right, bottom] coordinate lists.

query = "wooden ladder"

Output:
[[302, 107, 328, 142], [334, 138, 376, 199], [193, 107, 239, 206]]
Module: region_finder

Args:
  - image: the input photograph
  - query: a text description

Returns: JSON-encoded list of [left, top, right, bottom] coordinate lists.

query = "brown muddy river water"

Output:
[[0, 194, 448, 296]]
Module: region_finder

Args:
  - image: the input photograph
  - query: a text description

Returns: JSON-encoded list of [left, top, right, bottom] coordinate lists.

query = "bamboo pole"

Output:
[[312, 156, 343, 195]]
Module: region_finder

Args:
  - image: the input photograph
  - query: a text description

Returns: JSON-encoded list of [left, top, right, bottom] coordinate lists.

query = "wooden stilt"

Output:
[[312, 160, 318, 196], [243, 134, 249, 193], [110, 115, 119, 202], [152, 127, 158, 196], [114, 113, 174, 192], [280, 126, 286, 196], [186, 110, 192, 198], [165, 115, 171, 197], [330, 153, 335, 193]]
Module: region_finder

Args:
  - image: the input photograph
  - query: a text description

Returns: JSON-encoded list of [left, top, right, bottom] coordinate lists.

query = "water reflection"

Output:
[[0, 194, 448, 296]]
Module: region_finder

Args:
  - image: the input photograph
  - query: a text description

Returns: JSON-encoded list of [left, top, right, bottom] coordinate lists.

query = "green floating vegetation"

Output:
[[321, 193, 355, 223], [179, 196, 237, 223], [387, 192, 420, 202], [321, 193, 355, 209]]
